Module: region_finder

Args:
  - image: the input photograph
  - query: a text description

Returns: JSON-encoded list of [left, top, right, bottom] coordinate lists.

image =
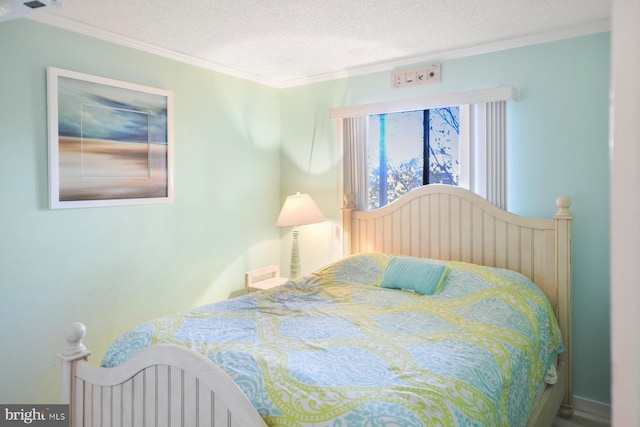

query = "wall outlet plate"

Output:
[[392, 64, 441, 88]]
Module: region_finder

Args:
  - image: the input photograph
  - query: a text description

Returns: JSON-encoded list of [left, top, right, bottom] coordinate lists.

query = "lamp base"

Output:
[[289, 226, 300, 279]]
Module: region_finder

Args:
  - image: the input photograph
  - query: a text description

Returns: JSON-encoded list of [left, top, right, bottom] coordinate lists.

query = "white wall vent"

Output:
[[0, 0, 61, 22]]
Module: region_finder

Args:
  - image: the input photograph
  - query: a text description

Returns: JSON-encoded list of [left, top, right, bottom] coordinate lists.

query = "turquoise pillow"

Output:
[[379, 256, 450, 295]]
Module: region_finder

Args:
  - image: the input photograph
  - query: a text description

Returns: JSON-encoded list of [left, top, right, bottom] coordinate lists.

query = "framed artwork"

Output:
[[47, 67, 174, 209]]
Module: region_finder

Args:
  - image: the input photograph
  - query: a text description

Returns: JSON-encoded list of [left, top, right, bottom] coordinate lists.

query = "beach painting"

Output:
[[47, 67, 173, 209]]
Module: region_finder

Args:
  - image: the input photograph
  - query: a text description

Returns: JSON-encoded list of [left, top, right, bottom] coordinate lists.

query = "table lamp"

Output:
[[276, 192, 325, 279]]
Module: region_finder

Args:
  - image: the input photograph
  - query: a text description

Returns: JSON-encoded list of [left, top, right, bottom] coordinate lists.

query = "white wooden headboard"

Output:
[[342, 184, 573, 413]]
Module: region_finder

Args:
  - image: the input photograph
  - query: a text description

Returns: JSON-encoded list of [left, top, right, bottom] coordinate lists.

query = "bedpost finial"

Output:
[[343, 193, 355, 209], [555, 195, 572, 218], [63, 322, 88, 357]]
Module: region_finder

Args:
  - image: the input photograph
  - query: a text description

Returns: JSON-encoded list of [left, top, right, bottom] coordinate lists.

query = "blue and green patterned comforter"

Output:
[[102, 253, 563, 427]]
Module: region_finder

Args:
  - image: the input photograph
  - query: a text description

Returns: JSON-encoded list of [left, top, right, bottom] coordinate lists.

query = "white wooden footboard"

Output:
[[60, 323, 267, 427]]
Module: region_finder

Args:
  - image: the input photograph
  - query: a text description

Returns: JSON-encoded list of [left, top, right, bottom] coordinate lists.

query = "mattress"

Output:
[[102, 253, 564, 427]]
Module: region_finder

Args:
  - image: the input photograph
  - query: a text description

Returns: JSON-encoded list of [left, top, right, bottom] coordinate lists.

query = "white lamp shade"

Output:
[[276, 193, 325, 227]]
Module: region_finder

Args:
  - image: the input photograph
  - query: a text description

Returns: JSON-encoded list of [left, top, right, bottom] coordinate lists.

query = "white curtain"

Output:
[[342, 116, 369, 210], [471, 100, 507, 209]]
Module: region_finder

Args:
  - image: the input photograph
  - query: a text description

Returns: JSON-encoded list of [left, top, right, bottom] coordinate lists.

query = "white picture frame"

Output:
[[47, 67, 174, 209]]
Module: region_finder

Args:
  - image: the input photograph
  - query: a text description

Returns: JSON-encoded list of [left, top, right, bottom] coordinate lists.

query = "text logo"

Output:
[[0, 405, 68, 427]]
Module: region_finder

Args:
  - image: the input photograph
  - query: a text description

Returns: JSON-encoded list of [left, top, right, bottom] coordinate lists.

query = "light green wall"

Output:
[[280, 33, 611, 404], [0, 20, 282, 403], [0, 18, 611, 407]]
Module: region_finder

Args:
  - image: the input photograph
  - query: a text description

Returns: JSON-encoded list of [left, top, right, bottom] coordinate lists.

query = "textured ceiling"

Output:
[[33, 0, 610, 87]]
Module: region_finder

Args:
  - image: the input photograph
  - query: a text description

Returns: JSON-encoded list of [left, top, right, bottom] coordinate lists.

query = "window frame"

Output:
[[332, 86, 517, 210], [368, 107, 461, 210]]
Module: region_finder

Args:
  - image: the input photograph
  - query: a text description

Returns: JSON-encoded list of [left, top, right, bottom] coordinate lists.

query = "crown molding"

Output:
[[30, 14, 278, 87], [288, 18, 611, 88], [31, 15, 610, 89]]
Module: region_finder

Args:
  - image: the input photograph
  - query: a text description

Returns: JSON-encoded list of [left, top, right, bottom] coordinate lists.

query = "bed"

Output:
[[60, 185, 573, 426]]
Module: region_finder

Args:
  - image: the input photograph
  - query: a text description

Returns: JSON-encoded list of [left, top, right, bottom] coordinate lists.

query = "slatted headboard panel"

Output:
[[343, 185, 570, 309], [343, 184, 573, 408]]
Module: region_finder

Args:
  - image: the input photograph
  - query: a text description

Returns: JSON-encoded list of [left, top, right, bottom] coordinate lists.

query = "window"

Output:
[[368, 107, 460, 210], [332, 86, 517, 211]]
